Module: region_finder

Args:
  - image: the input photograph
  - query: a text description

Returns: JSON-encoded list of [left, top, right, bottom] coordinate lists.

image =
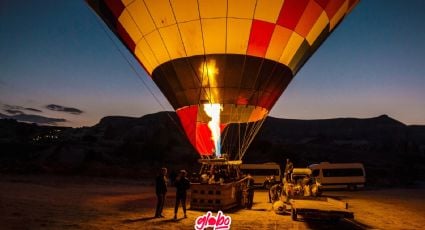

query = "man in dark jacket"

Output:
[[174, 170, 191, 220], [245, 174, 255, 209], [284, 158, 294, 182], [155, 167, 168, 218]]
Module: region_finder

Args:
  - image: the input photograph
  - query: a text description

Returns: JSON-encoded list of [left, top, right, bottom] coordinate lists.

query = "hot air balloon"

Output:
[[87, 0, 359, 161]]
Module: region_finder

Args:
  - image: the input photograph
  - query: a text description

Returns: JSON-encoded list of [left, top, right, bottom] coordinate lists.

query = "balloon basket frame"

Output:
[[189, 155, 249, 211]]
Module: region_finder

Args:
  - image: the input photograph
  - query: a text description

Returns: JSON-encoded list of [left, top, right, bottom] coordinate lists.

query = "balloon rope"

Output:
[[220, 118, 230, 156], [240, 116, 267, 159], [89, 7, 185, 136], [236, 0, 262, 160], [236, 122, 241, 160], [241, 119, 252, 159]]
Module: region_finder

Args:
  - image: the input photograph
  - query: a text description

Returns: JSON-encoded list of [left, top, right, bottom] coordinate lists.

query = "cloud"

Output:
[[2, 104, 26, 115], [46, 104, 83, 115], [5, 109, 24, 115], [0, 113, 66, 125], [2, 104, 43, 114], [25, 107, 42, 112], [3, 104, 24, 110]]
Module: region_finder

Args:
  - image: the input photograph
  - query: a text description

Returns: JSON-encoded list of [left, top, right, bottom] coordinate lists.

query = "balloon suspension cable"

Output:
[[240, 116, 267, 159], [89, 7, 185, 137], [219, 112, 267, 161]]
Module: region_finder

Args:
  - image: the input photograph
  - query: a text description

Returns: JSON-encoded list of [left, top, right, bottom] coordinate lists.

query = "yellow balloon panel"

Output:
[[306, 12, 329, 45], [135, 43, 154, 74], [228, 0, 256, 19], [202, 18, 227, 54], [198, 0, 227, 19], [135, 38, 157, 74], [159, 25, 186, 59], [179, 20, 204, 57], [170, 0, 199, 23], [227, 18, 252, 54], [144, 0, 176, 28], [280, 32, 304, 66], [145, 30, 170, 65], [265, 25, 292, 61], [127, 0, 156, 36], [118, 10, 142, 44], [254, 0, 284, 23]]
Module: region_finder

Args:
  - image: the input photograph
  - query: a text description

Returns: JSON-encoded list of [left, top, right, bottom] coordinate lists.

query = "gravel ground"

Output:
[[0, 175, 424, 229]]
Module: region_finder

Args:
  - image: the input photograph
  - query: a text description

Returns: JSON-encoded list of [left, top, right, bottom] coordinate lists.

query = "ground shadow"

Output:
[[303, 218, 373, 230], [122, 216, 157, 223], [116, 197, 156, 212], [323, 194, 352, 200], [250, 208, 269, 212], [217, 206, 248, 214], [159, 217, 186, 223], [122, 215, 189, 224]]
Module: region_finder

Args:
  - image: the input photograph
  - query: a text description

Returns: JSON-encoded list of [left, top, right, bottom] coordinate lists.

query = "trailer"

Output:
[[289, 196, 354, 221]]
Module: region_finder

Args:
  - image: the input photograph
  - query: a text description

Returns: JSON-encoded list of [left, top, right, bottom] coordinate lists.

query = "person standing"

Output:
[[245, 174, 255, 209], [155, 167, 168, 218], [269, 182, 283, 203], [284, 158, 294, 183], [173, 170, 191, 220]]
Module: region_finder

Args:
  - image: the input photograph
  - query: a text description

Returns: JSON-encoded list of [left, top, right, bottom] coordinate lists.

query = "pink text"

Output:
[[194, 211, 231, 230]]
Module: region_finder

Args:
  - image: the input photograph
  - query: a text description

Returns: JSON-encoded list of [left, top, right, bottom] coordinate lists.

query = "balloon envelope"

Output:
[[87, 0, 359, 158]]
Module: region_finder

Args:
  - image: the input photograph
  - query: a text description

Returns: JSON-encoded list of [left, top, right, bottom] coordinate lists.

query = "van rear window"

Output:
[[322, 168, 364, 177]]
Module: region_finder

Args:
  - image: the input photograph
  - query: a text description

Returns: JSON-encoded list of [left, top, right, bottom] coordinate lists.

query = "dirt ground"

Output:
[[1, 175, 424, 230]]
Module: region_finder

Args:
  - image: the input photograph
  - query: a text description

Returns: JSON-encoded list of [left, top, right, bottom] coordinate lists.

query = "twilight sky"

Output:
[[1, 0, 425, 127]]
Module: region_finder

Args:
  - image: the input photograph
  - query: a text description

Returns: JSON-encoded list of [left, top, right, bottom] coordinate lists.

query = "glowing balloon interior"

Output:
[[88, 0, 359, 159]]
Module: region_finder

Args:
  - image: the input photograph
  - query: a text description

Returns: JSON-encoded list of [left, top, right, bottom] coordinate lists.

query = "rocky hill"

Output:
[[249, 115, 425, 186], [1, 113, 424, 186]]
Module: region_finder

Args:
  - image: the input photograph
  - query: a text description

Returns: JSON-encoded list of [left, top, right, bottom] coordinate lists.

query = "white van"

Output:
[[308, 162, 366, 190], [240, 162, 282, 185]]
